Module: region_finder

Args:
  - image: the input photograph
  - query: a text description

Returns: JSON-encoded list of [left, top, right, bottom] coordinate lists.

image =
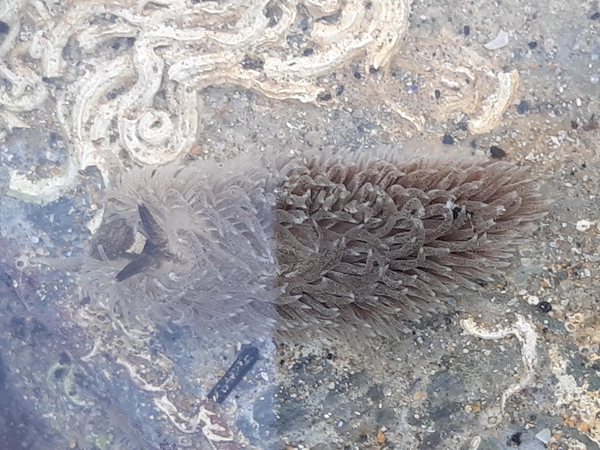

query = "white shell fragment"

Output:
[[535, 428, 552, 444], [484, 30, 509, 50], [576, 219, 596, 232]]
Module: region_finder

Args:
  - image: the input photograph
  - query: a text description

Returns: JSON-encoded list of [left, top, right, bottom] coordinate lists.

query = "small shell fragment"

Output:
[[484, 30, 509, 50], [535, 428, 552, 444], [576, 219, 595, 232]]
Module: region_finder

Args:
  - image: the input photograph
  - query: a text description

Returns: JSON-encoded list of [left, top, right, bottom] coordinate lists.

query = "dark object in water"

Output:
[[82, 146, 548, 341], [490, 146, 507, 159], [208, 346, 260, 403], [115, 206, 169, 282], [509, 431, 523, 446]]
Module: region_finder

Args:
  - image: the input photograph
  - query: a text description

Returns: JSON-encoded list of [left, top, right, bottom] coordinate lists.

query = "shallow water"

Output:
[[1, 1, 599, 449]]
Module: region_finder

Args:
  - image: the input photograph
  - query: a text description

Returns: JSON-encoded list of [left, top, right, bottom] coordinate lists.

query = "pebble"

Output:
[[536, 428, 552, 444], [526, 295, 540, 306], [442, 134, 454, 145], [463, 25, 470, 36], [328, 382, 335, 390], [575, 98, 582, 107], [516, 100, 529, 114], [538, 301, 552, 313], [490, 146, 506, 159], [528, 41, 538, 49], [510, 432, 522, 445]]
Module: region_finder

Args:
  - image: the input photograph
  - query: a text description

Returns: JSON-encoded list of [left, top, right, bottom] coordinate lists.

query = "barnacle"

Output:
[[46, 358, 93, 407], [82, 146, 548, 341], [468, 70, 520, 135], [388, 30, 520, 137]]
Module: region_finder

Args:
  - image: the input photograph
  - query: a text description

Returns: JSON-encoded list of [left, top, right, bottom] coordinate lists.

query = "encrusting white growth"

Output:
[[81, 146, 548, 341], [2, 0, 412, 203], [461, 315, 539, 412]]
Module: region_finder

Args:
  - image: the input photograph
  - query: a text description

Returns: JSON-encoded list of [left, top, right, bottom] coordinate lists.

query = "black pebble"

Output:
[[302, 48, 314, 56], [434, 89, 441, 99], [539, 301, 552, 313], [517, 100, 529, 114], [318, 92, 332, 101], [490, 146, 507, 159], [369, 66, 379, 74], [336, 85, 345, 96], [0, 21, 9, 34], [442, 134, 454, 145], [571, 120, 579, 129], [590, 12, 600, 20], [510, 432, 522, 446], [354, 72, 362, 79], [463, 25, 470, 36], [528, 41, 538, 49]]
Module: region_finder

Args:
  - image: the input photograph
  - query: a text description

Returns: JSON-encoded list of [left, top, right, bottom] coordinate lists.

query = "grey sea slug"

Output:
[[83, 146, 548, 341]]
